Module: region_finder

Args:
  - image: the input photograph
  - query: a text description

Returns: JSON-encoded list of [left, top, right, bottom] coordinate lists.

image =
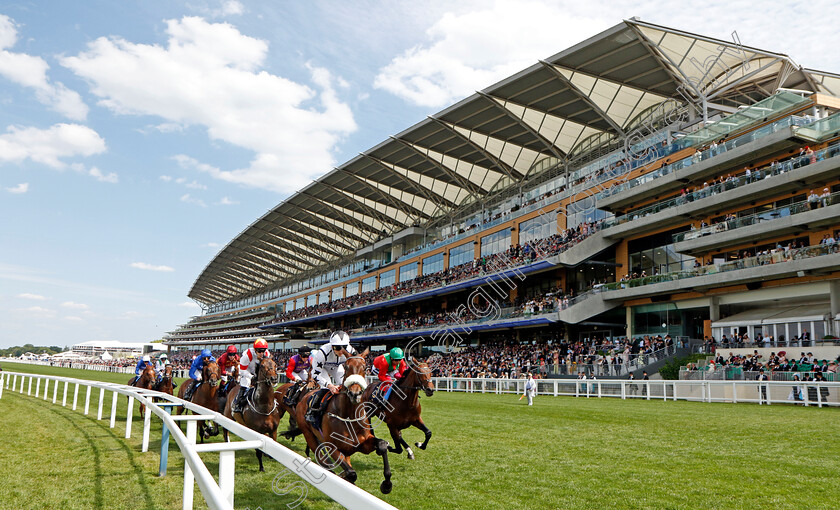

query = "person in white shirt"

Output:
[[523, 373, 536, 406]]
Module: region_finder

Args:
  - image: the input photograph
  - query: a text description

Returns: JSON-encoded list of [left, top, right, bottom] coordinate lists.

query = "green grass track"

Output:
[[1, 362, 838, 510]]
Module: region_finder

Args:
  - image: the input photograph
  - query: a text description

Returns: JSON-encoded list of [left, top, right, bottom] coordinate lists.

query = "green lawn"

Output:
[[1, 362, 838, 510]]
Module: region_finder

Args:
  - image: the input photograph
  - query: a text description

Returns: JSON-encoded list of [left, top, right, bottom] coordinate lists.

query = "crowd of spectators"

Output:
[[686, 350, 839, 378]]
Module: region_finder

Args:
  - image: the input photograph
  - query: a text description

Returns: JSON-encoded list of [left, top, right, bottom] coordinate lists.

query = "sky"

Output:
[[1, 0, 838, 349]]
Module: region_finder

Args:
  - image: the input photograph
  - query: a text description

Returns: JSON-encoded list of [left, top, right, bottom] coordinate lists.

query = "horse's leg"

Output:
[[412, 418, 432, 450], [256, 449, 264, 472], [387, 425, 404, 455], [376, 438, 393, 494]]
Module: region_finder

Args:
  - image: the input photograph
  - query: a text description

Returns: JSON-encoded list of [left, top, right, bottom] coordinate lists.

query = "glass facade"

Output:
[[295, 297, 305, 310], [379, 269, 395, 288], [481, 229, 511, 257], [399, 262, 418, 282], [449, 242, 473, 268], [362, 276, 376, 293], [630, 244, 695, 275], [423, 252, 444, 275], [319, 289, 330, 304], [345, 282, 358, 298], [306, 294, 317, 307], [519, 212, 557, 245]]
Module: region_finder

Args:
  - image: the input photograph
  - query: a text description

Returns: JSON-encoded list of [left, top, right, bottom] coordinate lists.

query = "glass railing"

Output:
[[601, 115, 810, 198], [602, 141, 840, 231], [793, 111, 840, 142], [673, 190, 840, 243], [602, 243, 840, 292]]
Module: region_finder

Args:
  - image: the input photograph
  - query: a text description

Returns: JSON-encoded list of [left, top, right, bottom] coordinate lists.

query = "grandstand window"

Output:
[[306, 294, 316, 307], [379, 269, 395, 288], [345, 282, 359, 298], [399, 262, 418, 282], [519, 212, 557, 245], [333, 286, 344, 299], [295, 297, 305, 310], [362, 276, 376, 293], [566, 200, 611, 230], [423, 252, 444, 275], [481, 229, 511, 257], [319, 289, 330, 304], [285, 300, 293, 312], [449, 242, 473, 267]]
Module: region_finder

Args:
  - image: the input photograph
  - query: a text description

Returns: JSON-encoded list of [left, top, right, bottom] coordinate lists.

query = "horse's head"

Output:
[[409, 357, 435, 397], [204, 361, 221, 387], [258, 357, 279, 386], [343, 347, 369, 404], [163, 364, 173, 380], [143, 364, 156, 379]]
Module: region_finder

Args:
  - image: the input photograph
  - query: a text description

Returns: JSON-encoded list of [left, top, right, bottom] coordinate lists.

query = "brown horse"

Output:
[[275, 377, 316, 440], [362, 358, 434, 460], [155, 364, 175, 398], [223, 358, 280, 472], [294, 349, 393, 493], [129, 365, 156, 416], [177, 361, 221, 442]]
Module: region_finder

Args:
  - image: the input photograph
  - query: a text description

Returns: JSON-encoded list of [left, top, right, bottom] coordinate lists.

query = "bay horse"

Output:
[[129, 365, 156, 416], [275, 377, 316, 441], [362, 358, 434, 460], [217, 365, 239, 415], [222, 358, 280, 472], [155, 364, 175, 397], [294, 349, 393, 494], [177, 361, 221, 442]]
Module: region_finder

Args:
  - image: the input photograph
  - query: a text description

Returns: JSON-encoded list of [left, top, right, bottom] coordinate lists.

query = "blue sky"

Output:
[[1, 0, 838, 349]]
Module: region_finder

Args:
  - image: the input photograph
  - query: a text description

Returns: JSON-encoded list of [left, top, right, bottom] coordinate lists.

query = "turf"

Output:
[[0, 362, 838, 510]]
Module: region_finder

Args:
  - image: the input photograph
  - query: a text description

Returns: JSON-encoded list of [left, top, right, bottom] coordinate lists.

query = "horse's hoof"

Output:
[[415, 442, 426, 449], [344, 471, 357, 484], [380, 480, 392, 494], [406, 447, 414, 460]]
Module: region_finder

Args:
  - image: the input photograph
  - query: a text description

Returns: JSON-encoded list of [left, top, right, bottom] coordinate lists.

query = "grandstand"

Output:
[[165, 18, 840, 376]]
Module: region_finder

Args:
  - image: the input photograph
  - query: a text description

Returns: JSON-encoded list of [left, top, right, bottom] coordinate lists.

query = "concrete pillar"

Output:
[[626, 306, 633, 339], [709, 297, 720, 322], [829, 280, 840, 335]]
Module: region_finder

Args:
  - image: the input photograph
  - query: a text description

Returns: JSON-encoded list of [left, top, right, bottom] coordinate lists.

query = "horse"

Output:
[[223, 358, 281, 472], [362, 358, 434, 460], [155, 364, 175, 397], [275, 376, 316, 441], [177, 361, 221, 442], [129, 365, 156, 416], [294, 349, 393, 494], [217, 365, 239, 414]]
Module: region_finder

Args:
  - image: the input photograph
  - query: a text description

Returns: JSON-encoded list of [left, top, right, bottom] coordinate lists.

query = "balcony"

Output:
[[674, 194, 840, 256]]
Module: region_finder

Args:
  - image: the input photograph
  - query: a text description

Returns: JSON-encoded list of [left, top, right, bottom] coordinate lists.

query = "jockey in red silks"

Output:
[[216, 345, 240, 395], [373, 347, 407, 400]]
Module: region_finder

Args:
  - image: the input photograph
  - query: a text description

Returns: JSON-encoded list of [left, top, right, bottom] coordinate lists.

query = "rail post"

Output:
[[621, 381, 626, 400], [42, 378, 48, 400], [52, 378, 59, 404], [732, 382, 737, 404], [110, 390, 118, 428], [183, 420, 198, 510], [13, 374, 18, 392], [159, 404, 175, 476], [36, 377, 41, 398], [125, 396, 134, 439], [84, 386, 92, 415], [73, 383, 80, 410], [142, 403, 152, 453], [62, 381, 68, 406], [219, 450, 235, 506], [97, 388, 105, 419], [0, 373, 4, 399]]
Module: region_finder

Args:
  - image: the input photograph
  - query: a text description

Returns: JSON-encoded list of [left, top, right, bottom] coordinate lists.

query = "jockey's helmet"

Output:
[[226, 345, 238, 354], [389, 347, 404, 360], [254, 338, 268, 349], [298, 346, 310, 356], [142, 355, 151, 362], [329, 330, 350, 347], [159, 353, 167, 359], [200, 349, 212, 358]]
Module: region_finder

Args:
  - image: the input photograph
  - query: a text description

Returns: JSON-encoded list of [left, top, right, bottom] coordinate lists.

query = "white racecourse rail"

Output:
[[0, 369, 396, 510]]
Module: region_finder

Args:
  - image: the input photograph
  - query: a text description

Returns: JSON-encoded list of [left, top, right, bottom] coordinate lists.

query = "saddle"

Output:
[[305, 389, 335, 429]]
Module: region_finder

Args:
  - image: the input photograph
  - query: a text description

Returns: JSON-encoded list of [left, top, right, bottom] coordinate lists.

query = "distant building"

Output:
[[71, 341, 155, 359]]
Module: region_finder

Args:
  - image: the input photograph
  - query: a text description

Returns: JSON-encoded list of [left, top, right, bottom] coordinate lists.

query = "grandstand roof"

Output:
[[189, 18, 835, 305]]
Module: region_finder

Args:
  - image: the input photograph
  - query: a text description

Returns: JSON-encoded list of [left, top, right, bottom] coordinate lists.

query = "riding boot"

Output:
[[232, 386, 248, 413], [284, 382, 300, 407], [305, 389, 326, 428]]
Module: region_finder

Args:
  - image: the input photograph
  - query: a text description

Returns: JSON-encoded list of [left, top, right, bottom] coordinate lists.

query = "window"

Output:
[[306, 294, 316, 307], [345, 283, 358, 298], [423, 252, 444, 275], [399, 262, 418, 282], [481, 229, 511, 257], [379, 269, 395, 288], [448, 242, 473, 268], [285, 300, 293, 312], [519, 212, 557, 245], [362, 276, 376, 293], [319, 289, 330, 304], [295, 297, 305, 310], [332, 286, 344, 300]]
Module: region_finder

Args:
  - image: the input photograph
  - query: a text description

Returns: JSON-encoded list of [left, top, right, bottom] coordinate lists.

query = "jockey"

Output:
[[216, 345, 240, 395], [153, 353, 175, 388], [283, 346, 313, 406], [184, 349, 215, 400], [373, 347, 407, 400], [129, 355, 153, 386], [305, 331, 358, 427], [232, 338, 271, 413]]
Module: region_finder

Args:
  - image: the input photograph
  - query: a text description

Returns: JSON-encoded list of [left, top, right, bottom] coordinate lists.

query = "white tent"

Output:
[[101, 351, 113, 361]]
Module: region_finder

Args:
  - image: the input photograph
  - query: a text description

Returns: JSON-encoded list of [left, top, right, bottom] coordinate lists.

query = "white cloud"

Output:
[[88, 166, 118, 183], [130, 262, 175, 272], [159, 175, 173, 182], [17, 292, 46, 300], [63, 315, 83, 322], [15, 305, 54, 316], [61, 301, 89, 310], [0, 15, 88, 120], [5, 182, 28, 193], [374, 1, 607, 108], [180, 193, 207, 207], [179, 300, 201, 308], [0, 123, 106, 169], [216, 196, 237, 205], [217, 1, 244, 17], [62, 16, 356, 194]]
